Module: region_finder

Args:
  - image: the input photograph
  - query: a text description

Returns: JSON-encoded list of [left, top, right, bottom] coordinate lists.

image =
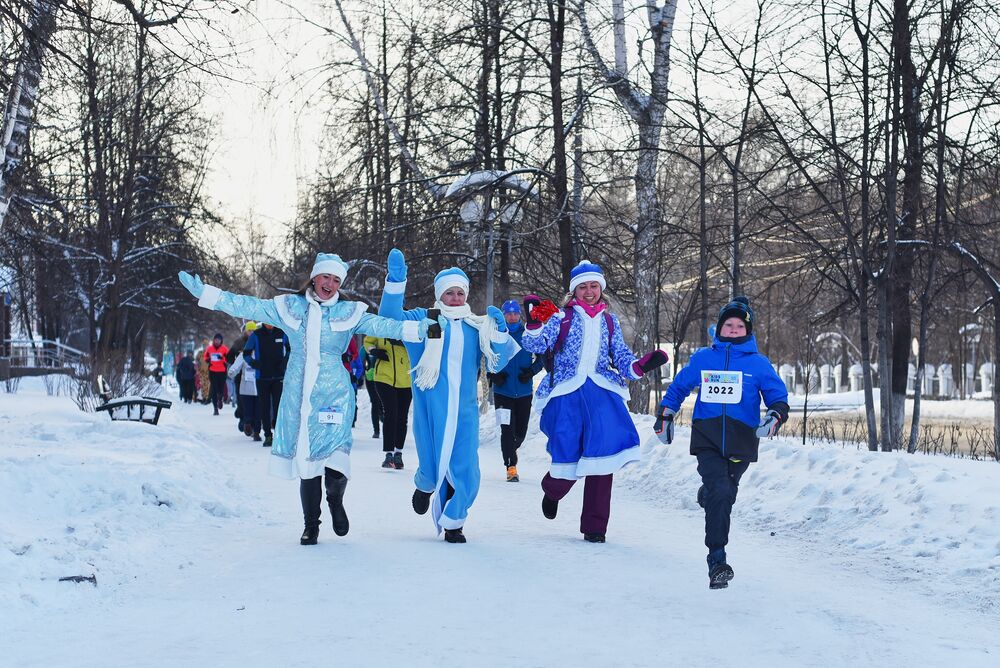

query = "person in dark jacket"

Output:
[[489, 300, 544, 482], [175, 350, 196, 403], [244, 323, 290, 448], [655, 296, 789, 590], [363, 335, 412, 470]]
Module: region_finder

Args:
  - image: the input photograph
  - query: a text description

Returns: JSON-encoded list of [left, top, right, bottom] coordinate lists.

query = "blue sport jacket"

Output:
[[660, 335, 789, 461], [492, 323, 544, 399]]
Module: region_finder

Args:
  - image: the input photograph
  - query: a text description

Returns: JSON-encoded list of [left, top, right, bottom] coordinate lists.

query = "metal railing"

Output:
[[2, 338, 88, 376]]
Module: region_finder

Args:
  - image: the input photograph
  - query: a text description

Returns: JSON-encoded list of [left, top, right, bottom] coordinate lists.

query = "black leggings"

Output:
[[375, 382, 412, 452], [365, 380, 383, 433], [256, 378, 283, 438], [209, 371, 227, 410], [494, 393, 532, 467]]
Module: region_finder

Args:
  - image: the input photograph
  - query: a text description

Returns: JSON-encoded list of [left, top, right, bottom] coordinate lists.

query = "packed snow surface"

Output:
[[2, 377, 998, 667]]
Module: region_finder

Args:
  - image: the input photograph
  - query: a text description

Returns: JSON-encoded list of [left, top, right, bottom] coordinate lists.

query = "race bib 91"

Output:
[[700, 370, 743, 404]]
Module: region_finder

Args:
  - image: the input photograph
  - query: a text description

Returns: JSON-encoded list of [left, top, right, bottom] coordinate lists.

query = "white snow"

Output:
[[790, 389, 996, 420], [2, 377, 998, 666]]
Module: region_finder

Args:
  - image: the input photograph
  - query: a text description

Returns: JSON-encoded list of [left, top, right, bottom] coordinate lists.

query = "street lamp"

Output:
[[444, 171, 535, 307]]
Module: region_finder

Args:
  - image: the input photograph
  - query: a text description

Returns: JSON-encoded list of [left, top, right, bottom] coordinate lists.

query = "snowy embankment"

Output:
[[621, 415, 1000, 610], [0, 379, 255, 609], [3, 377, 999, 666]]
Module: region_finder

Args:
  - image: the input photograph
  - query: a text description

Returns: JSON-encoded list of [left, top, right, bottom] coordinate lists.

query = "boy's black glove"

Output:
[[492, 371, 508, 387], [517, 368, 533, 384], [654, 406, 676, 444]]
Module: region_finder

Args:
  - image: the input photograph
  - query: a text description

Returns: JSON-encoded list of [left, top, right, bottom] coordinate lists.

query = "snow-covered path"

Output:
[[3, 385, 998, 667]]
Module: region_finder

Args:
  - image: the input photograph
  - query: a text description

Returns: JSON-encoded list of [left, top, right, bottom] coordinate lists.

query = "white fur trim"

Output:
[[384, 279, 406, 294], [490, 329, 511, 344], [311, 259, 348, 281], [269, 449, 352, 481], [434, 275, 470, 301], [430, 322, 465, 533], [438, 514, 465, 530], [401, 320, 421, 342], [328, 302, 368, 331], [198, 285, 222, 309], [549, 446, 641, 480], [273, 294, 302, 330], [569, 271, 606, 294]]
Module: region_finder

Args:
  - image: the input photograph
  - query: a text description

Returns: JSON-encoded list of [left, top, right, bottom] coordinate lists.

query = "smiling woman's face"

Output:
[[312, 274, 341, 300], [441, 286, 467, 307]]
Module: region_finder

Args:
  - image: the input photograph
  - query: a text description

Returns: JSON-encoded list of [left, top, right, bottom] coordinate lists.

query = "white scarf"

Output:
[[301, 288, 339, 417], [412, 301, 499, 390]]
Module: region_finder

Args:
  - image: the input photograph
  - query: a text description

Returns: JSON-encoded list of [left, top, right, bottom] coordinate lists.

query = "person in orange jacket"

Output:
[[204, 333, 229, 415]]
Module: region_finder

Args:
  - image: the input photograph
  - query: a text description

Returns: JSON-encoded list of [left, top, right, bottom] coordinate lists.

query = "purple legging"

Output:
[[542, 472, 614, 535]]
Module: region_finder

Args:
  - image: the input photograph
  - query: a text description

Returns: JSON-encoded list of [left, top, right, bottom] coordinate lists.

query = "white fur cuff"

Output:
[[401, 320, 421, 342], [490, 329, 511, 343], [198, 285, 222, 309], [384, 279, 406, 294]]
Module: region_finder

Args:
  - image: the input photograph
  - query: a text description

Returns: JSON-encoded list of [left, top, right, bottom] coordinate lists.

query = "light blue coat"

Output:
[[379, 280, 519, 531], [198, 285, 420, 480]]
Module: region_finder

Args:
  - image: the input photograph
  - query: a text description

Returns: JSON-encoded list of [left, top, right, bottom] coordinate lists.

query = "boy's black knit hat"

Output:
[[717, 296, 754, 335]]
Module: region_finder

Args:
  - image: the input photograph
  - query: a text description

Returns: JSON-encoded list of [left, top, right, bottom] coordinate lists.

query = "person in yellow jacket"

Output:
[[363, 336, 412, 469]]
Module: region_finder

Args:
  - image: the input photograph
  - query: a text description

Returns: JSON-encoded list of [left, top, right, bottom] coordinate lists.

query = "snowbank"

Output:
[[620, 413, 1000, 610], [0, 378, 252, 610]]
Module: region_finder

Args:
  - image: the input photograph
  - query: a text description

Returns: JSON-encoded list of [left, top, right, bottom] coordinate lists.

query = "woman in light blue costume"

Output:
[[178, 254, 433, 546], [378, 249, 520, 543]]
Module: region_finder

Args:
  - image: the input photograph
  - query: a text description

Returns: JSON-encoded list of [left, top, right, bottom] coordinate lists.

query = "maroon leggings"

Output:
[[542, 472, 614, 535]]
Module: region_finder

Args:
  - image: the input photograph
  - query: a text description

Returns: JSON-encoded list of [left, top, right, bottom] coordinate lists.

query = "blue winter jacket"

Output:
[[660, 335, 789, 461], [492, 323, 544, 399]]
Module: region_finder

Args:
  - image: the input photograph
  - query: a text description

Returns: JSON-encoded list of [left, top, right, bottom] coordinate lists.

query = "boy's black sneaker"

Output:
[[444, 528, 466, 543], [393, 452, 404, 469], [709, 563, 735, 589], [583, 533, 606, 543], [412, 489, 432, 515], [382, 453, 395, 469], [299, 526, 319, 545]]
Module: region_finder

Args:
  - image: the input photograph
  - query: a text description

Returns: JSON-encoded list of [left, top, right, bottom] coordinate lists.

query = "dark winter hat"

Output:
[[717, 296, 754, 335], [213, 332, 223, 341]]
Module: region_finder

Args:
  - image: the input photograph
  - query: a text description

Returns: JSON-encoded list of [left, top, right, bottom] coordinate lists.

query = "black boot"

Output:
[[325, 469, 349, 537], [412, 489, 432, 515], [444, 528, 466, 543], [299, 526, 319, 545], [299, 476, 322, 544], [542, 495, 558, 520], [583, 533, 606, 543]]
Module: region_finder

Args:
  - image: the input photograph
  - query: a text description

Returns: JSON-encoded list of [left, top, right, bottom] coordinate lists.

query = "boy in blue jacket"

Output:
[[489, 300, 544, 482], [654, 297, 789, 589]]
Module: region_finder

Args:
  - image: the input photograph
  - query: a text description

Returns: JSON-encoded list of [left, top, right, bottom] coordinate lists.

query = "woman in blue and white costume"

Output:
[[378, 249, 520, 544], [178, 254, 433, 546], [520, 261, 667, 543]]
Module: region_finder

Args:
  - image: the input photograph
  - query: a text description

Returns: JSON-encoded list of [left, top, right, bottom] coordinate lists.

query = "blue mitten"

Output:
[[486, 305, 507, 332], [387, 248, 407, 282], [178, 271, 205, 298]]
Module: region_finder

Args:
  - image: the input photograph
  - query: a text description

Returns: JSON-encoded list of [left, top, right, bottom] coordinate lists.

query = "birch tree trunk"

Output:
[[579, 0, 678, 413], [0, 0, 59, 231]]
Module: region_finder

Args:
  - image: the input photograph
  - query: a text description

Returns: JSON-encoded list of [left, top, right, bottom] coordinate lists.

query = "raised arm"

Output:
[[378, 249, 427, 322], [178, 271, 288, 329]]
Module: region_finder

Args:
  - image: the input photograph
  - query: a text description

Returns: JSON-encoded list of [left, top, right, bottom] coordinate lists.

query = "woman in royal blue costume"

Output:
[[520, 261, 667, 543], [378, 249, 519, 543]]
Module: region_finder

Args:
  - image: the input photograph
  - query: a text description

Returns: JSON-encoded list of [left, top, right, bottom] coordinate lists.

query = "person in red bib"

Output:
[[205, 333, 229, 415]]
